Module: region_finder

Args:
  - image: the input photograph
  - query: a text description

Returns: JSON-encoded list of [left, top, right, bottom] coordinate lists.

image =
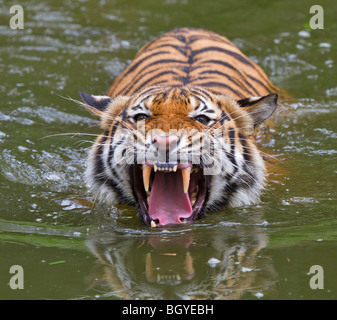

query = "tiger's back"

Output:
[[108, 28, 275, 99]]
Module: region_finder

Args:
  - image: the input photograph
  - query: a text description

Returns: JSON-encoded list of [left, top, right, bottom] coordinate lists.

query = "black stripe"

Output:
[[135, 70, 180, 93], [94, 131, 109, 183], [123, 51, 170, 77], [108, 135, 126, 176], [179, 87, 188, 98], [220, 108, 230, 123], [199, 70, 255, 96], [145, 58, 187, 69], [136, 86, 167, 98], [238, 133, 251, 163], [94, 132, 130, 202], [120, 69, 178, 95], [188, 34, 234, 47], [142, 79, 168, 88], [135, 37, 157, 56], [195, 81, 244, 98], [145, 43, 190, 57], [247, 74, 270, 92], [117, 59, 185, 95], [224, 180, 239, 204], [189, 87, 214, 102], [112, 51, 169, 91], [131, 104, 143, 111], [190, 93, 206, 105], [210, 176, 238, 209], [198, 60, 261, 96], [228, 128, 238, 174], [172, 75, 191, 85], [107, 128, 124, 183], [193, 46, 256, 69]]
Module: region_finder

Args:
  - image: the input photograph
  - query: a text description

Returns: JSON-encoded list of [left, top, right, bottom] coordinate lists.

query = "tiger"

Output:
[[79, 28, 278, 227], [86, 222, 277, 299]]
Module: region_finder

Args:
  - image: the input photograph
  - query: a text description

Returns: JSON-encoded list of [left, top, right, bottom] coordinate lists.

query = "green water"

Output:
[[0, 0, 336, 300]]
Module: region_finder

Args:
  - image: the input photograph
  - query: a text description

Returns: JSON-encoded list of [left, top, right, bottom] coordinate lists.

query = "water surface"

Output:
[[0, 0, 336, 300]]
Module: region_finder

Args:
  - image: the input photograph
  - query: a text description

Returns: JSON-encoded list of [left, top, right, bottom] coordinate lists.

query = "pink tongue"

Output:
[[148, 171, 192, 225]]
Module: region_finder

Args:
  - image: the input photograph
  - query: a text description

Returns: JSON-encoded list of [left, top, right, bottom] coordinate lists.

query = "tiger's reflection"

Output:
[[85, 224, 278, 299]]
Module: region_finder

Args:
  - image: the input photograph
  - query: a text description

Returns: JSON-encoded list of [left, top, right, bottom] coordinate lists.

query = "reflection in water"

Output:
[[86, 223, 278, 300]]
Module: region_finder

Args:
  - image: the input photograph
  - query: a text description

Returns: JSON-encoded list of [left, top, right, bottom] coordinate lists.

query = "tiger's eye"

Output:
[[135, 114, 148, 122], [194, 115, 210, 125]]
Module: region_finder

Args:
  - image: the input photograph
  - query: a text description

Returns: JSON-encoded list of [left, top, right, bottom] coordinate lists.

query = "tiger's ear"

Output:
[[79, 91, 114, 116], [237, 93, 278, 126]]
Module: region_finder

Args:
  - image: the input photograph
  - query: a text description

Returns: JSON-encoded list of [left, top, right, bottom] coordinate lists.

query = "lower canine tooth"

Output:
[[191, 191, 198, 200], [151, 220, 157, 228]]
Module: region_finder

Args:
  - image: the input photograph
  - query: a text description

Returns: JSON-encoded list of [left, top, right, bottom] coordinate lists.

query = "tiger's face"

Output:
[[80, 86, 277, 227]]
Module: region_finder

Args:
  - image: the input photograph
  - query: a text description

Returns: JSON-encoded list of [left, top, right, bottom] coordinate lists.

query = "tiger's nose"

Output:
[[153, 135, 180, 150]]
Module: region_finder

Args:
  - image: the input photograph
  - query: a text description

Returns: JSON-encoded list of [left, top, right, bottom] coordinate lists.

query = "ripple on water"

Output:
[[0, 147, 87, 191]]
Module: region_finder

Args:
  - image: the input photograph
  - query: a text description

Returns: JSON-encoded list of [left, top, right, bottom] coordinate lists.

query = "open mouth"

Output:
[[132, 161, 209, 227]]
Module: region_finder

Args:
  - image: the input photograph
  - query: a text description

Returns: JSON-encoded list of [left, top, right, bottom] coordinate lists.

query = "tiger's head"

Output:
[[80, 86, 277, 227]]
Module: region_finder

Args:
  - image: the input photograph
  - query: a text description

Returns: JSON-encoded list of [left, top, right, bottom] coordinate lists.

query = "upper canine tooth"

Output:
[[173, 165, 177, 172], [181, 167, 191, 194], [143, 164, 152, 192], [154, 164, 158, 172]]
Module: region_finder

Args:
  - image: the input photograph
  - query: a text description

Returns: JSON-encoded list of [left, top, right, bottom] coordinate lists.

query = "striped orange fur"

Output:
[[108, 28, 276, 98], [80, 28, 279, 227]]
